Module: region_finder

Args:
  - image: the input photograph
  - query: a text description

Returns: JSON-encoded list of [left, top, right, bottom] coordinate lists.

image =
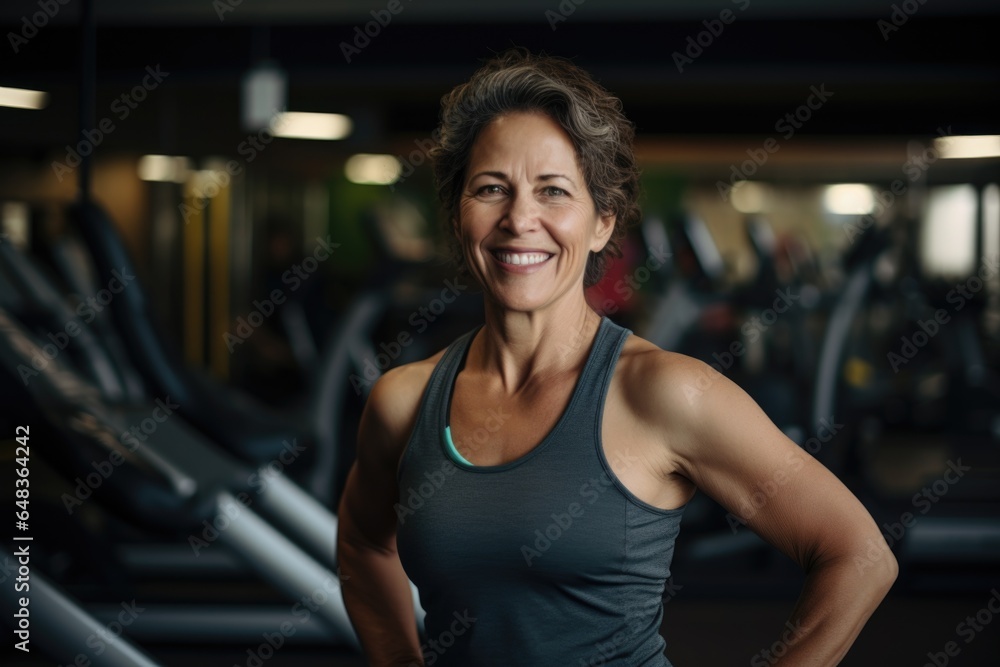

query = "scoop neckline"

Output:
[[440, 317, 610, 473]]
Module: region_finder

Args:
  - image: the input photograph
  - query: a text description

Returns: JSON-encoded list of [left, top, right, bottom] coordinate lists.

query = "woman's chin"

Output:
[[486, 288, 550, 314]]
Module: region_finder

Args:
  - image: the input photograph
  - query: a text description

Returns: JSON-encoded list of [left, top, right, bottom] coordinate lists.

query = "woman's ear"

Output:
[[590, 213, 616, 254]]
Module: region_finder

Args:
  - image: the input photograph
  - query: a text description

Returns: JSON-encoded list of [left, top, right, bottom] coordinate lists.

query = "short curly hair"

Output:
[[429, 48, 641, 287]]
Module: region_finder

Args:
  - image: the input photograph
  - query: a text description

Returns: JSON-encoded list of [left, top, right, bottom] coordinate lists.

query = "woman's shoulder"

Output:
[[615, 332, 737, 426], [365, 348, 448, 440]]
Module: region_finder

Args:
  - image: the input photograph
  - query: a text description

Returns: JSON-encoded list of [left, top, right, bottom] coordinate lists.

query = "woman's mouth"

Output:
[[492, 250, 553, 267]]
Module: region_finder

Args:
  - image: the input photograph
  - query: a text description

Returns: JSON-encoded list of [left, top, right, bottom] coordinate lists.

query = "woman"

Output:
[[337, 49, 896, 666]]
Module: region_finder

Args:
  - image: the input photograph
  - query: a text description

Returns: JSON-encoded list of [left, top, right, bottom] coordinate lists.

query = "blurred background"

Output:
[[1, 0, 998, 665]]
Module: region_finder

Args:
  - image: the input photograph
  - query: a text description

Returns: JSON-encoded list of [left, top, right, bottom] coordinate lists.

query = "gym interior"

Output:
[[1, 0, 999, 665]]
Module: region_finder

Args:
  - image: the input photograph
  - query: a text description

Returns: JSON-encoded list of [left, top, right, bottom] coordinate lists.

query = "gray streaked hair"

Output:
[[430, 48, 641, 287]]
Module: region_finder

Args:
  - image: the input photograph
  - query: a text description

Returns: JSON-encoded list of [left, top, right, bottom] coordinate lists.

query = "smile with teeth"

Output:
[[493, 251, 553, 266]]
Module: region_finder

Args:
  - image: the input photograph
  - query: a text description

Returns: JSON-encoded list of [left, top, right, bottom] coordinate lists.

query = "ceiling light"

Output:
[[345, 154, 401, 185], [0, 86, 48, 110], [934, 135, 1000, 159], [272, 112, 352, 140], [731, 181, 768, 214], [823, 184, 876, 215], [138, 155, 191, 183]]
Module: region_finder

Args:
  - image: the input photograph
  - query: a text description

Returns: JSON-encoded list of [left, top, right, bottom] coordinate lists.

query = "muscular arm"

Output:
[[640, 353, 897, 666], [337, 365, 430, 666]]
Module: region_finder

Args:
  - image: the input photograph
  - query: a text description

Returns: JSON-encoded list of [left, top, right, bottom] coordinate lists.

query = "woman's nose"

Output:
[[500, 191, 539, 235]]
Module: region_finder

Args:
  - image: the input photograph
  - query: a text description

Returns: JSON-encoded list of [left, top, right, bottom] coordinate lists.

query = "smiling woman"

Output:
[[431, 49, 640, 289], [336, 48, 897, 667], [455, 110, 617, 313]]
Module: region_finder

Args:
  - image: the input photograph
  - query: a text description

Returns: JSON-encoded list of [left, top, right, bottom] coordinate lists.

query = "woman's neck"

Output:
[[473, 293, 603, 394]]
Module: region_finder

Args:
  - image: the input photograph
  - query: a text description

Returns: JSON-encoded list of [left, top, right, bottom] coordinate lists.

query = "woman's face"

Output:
[[457, 111, 615, 313]]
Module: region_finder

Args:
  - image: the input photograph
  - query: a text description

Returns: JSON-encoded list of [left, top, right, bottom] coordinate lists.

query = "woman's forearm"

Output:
[[338, 533, 424, 666], [752, 545, 897, 666]]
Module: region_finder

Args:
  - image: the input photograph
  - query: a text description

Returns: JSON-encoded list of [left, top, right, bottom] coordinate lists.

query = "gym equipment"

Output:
[[53, 196, 481, 508], [809, 200, 1000, 590], [0, 2, 420, 661], [735, 215, 828, 444], [70, 200, 310, 467], [641, 213, 821, 440], [641, 214, 728, 354], [636, 214, 821, 591], [0, 238, 366, 658], [0, 548, 159, 667]]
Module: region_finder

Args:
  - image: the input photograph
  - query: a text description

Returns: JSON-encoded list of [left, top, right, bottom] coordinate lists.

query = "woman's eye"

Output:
[[477, 184, 504, 196], [543, 186, 567, 196]]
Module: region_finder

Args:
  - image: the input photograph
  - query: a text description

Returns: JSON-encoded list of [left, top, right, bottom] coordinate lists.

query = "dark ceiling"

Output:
[[1, 0, 998, 163]]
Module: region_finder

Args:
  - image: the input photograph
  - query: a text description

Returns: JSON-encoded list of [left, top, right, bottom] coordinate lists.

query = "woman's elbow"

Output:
[[844, 532, 899, 599]]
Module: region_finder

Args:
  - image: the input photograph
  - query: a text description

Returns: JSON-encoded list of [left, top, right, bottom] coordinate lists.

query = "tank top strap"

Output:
[[397, 325, 481, 481], [563, 316, 632, 427], [423, 324, 481, 419]]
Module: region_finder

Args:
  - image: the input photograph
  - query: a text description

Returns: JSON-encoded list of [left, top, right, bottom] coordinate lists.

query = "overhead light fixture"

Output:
[[191, 169, 226, 198], [920, 184, 977, 278], [730, 181, 769, 214], [934, 135, 1000, 159], [345, 153, 401, 185], [272, 112, 352, 141], [242, 62, 287, 132], [823, 184, 876, 215], [0, 86, 48, 110], [1, 202, 30, 249], [138, 155, 192, 183], [984, 183, 999, 289]]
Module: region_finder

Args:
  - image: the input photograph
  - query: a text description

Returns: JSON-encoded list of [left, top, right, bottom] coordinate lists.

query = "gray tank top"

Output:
[[396, 316, 684, 666]]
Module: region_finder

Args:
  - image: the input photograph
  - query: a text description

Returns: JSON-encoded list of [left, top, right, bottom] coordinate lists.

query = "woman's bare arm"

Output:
[[637, 352, 898, 665], [337, 364, 433, 666]]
